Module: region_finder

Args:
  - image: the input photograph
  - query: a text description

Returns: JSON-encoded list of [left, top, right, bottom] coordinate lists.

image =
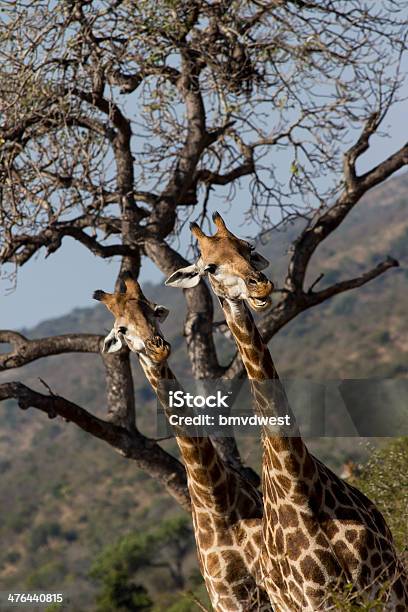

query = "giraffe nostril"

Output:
[[118, 326, 127, 334]]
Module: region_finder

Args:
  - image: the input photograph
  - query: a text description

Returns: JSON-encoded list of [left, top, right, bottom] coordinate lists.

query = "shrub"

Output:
[[354, 437, 408, 551]]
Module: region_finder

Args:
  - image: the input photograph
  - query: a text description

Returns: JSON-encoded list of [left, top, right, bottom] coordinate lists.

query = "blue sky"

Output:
[[1, 87, 407, 331]]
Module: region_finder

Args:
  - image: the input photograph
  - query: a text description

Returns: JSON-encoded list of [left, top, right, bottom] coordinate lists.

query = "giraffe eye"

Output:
[[205, 264, 217, 274], [154, 305, 169, 322], [118, 326, 127, 334]]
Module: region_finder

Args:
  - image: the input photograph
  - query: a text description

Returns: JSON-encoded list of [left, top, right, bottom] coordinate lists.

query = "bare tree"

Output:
[[0, 0, 407, 507]]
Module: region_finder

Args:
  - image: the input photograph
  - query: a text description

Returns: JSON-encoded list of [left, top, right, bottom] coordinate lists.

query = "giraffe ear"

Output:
[[154, 305, 169, 322], [250, 251, 269, 271], [102, 328, 123, 353], [165, 264, 201, 289]]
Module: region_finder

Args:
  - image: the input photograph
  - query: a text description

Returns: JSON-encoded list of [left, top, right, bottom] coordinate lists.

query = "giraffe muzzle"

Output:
[[145, 335, 171, 362], [246, 276, 274, 311]]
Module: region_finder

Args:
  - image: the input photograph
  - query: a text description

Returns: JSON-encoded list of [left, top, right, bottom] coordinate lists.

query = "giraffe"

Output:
[[166, 212, 408, 611], [93, 274, 273, 612]]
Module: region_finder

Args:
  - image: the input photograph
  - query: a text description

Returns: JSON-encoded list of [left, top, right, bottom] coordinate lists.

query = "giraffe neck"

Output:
[[138, 352, 236, 512], [220, 298, 408, 610], [220, 298, 321, 520], [136, 351, 271, 611], [221, 299, 303, 440]]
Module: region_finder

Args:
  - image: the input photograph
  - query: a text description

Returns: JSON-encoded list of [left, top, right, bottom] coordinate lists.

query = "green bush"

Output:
[[354, 437, 408, 552], [94, 569, 152, 612], [90, 517, 195, 610]]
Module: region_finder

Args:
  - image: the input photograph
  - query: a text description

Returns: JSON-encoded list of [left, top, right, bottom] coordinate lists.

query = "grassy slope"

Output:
[[0, 172, 407, 610]]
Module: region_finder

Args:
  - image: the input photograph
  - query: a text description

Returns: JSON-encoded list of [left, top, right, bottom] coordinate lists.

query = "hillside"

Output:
[[0, 172, 407, 610]]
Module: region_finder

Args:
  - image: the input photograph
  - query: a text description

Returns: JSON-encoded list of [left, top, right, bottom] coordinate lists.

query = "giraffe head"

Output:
[[93, 273, 171, 363], [165, 212, 273, 311]]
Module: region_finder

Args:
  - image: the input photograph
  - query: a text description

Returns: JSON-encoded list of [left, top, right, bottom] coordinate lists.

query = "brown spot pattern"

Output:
[[286, 529, 309, 561], [278, 504, 299, 529], [300, 555, 325, 584]]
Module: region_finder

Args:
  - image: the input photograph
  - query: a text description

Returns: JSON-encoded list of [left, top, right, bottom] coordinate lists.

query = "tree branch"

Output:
[[0, 331, 102, 371], [68, 85, 144, 277], [0, 381, 190, 511], [305, 256, 399, 305], [196, 156, 255, 186], [343, 112, 380, 190], [267, 257, 399, 339], [286, 132, 408, 294], [146, 54, 233, 239], [0, 218, 142, 266], [225, 256, 399, 378], [359, 143, 408, 193]]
